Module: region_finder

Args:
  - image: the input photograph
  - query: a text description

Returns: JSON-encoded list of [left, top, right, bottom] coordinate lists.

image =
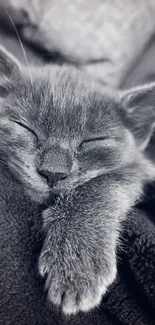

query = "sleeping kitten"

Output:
[[0, 46, 155, 315]]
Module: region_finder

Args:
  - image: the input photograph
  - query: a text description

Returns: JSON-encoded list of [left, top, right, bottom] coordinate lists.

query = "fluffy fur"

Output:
[[0, 45, 155, 315]]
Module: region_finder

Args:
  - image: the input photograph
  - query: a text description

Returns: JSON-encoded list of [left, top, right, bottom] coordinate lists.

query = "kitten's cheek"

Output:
[[25, 179, 50, 203], [30, 190, 49, 203], [26, 188, 49, 203]]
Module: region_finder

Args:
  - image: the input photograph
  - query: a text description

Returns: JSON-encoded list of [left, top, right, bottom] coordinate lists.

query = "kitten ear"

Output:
[[0, 46, 20, 81], [120, 83, 155, 151]]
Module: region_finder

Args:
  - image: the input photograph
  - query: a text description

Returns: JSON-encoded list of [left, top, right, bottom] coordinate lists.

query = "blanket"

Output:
[[1, 0, 155, 86]]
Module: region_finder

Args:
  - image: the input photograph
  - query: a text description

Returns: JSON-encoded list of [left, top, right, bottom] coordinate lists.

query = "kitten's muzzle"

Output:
[[40, 169, 68, 187], [38, 146, 73, 188]]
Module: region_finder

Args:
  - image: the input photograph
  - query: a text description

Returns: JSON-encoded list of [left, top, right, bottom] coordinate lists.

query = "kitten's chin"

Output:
[[25, 186, 50, 203], [28, 190, 50, 203]]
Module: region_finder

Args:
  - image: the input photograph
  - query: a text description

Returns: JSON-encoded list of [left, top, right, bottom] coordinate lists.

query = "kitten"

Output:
[[0, 46, 155, 315]]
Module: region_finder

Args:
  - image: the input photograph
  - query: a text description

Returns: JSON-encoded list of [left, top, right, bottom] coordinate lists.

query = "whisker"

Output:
[[0, 4, 33, 87]]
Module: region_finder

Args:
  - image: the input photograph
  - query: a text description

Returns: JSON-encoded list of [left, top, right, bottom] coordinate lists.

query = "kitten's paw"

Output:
[[39, 248, 117, 315]]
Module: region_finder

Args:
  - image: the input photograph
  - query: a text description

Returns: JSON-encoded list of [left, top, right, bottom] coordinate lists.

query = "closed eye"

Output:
[[79, 137, 116, 151], [79, 137, 108, 149], [11, 119, 38, 140], [80, 137, 107, 145]]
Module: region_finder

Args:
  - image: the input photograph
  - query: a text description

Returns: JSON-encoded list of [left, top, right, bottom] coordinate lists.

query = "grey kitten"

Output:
[[0, 46, 155, 315]]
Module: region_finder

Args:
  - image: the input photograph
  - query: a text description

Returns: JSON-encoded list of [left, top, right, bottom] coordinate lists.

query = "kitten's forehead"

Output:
[[6, 66, 123, 140], [39, 67, 121, 129]]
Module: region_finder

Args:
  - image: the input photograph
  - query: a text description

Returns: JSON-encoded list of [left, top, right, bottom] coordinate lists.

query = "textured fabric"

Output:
[[1, 0, 155, 86]]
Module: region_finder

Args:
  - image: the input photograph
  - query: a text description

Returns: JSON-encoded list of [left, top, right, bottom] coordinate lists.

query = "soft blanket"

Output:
[[0, 0, 155, 86]]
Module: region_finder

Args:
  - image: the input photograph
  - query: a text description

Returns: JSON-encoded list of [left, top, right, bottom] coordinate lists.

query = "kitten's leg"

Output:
[[38, 175, 132, 315], [39, 203, 118, 315], [39, 159, 145, 315]]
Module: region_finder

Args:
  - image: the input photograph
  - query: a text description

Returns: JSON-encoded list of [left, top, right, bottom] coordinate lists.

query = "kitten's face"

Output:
[[0, 64, 137, 202], [0, 46, 155, 208]]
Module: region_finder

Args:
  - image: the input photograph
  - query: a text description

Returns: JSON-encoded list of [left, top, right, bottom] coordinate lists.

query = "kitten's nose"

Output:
[[39, 146, 72, 187], [40, 170, 67, 187]]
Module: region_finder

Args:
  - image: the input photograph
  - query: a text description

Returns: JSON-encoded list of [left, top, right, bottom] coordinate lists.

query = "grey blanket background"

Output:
[[1, 0, 155, 86]]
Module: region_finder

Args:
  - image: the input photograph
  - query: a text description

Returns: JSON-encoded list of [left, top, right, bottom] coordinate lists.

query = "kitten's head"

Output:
[[0, 46, 155, 205]]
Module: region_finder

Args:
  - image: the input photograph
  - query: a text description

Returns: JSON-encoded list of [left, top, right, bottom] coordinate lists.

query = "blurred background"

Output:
[[0, 0, 155, 89]]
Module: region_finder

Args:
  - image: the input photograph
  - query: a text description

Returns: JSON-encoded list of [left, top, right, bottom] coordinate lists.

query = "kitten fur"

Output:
[[0, 45, 155, 315]]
